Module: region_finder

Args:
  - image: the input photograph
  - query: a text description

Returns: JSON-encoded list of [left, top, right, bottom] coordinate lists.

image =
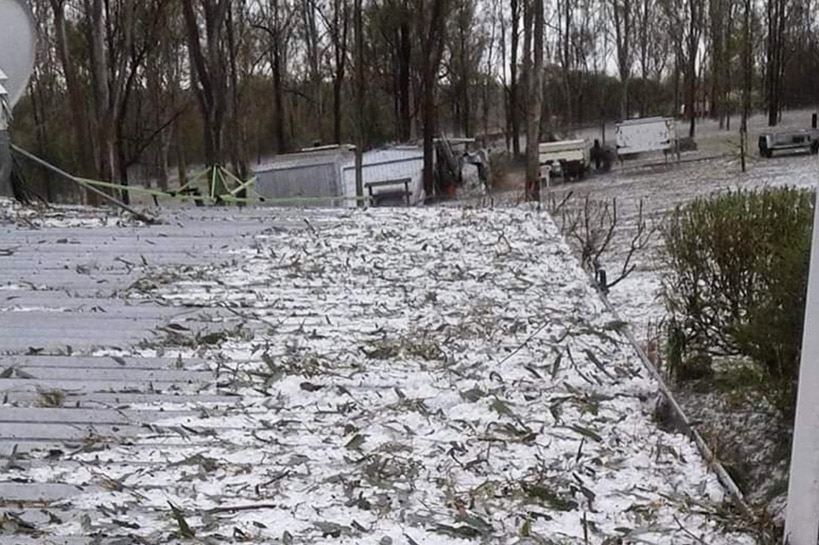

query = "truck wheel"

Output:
[[812, 141, 819, 155]]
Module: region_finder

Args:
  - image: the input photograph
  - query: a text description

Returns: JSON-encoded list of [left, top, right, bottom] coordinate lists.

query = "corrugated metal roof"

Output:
[[253, 146, 354, 173]]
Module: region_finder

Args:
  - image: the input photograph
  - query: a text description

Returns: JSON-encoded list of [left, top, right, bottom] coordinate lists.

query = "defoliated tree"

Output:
[[524, 0, 543, 201], [181, 0, 231, 168]]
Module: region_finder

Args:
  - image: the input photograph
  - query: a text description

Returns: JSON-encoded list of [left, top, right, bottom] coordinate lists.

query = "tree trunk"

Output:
[[181, 0, 230, 170], [302, 0, 323, 141], [710, 0, 723, 124], [331, 0, 349, 144], [500, 2, 511, 151], [562, 0, 573, 124], [175, 137, 188, 189], [272, 46, 287, 153], [685, 0, 698, 139], [765, 0, 786, 126], [355, 0, 364, 204], [50, 0, 95, 196], [510, 0, 521, 155], [421, 65, 438, 197], [741, 0, 751, 171], [398, 19, 412, 141], [226, 5, 248, 181], [460, 27, 471, 137], [525, 0, 543, 201], [613, 0, 631, 120], [420, 0, 450, 198]]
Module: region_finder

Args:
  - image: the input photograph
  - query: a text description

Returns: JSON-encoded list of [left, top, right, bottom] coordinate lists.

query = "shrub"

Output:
[[661, 187, 814, 417]]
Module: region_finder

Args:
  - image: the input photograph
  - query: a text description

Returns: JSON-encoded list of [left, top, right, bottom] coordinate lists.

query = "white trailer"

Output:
[[538, 139, 592, 180], [758, 129, 819, 158], [615, 117, 677, 157]]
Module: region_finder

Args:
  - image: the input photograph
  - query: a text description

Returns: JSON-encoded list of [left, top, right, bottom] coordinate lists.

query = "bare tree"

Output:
[[49, 0, 95, 182], [548, 193, 655, 292], [300, 0, 324, 141], [447, 0, 484, 137], [327, 0, 351, 144], [662, 0, 704, 137], [524, 0, 543, 201], [181, 0, 231, 169], [508, 0, 522, 154], [765, 0, 787, 125], [354, 0, 364, 203], [635, 0, 669, 116], [225, 2, 250, 180], [143, 4, 183, 190], [740, 0, 751, 171], [709, 0, 725, 126], [610, 0, 634, 118], [254, 0, 293, 154], [419, 0, 451, 198], [482, 0, 501, 142]]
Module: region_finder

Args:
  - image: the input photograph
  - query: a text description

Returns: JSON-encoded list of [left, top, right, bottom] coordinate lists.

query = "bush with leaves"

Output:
[[662, 187, 814, 417]]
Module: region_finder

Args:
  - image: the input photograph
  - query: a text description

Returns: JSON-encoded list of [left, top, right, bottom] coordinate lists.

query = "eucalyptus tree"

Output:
[[524, 0, 543, 201], [48, 0, 95, 180], [181, 0, 231, 168], [610, 0, 635, 118], [661, 0, 704, 137], [418, 0, 452, 196], [445, 0, 487, 137], [634, 0, 670, 116], [764, 0, 787, 125], [252, 0, 295, 154]]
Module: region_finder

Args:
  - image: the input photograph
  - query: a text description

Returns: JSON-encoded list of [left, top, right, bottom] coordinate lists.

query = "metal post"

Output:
[[784, 195, 819, 545], [538, 164, 550, 208]]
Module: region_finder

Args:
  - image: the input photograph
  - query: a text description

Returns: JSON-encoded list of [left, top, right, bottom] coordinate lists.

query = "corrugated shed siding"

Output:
[[340, 149, 425, 207], [253, 147, 425, 207], [255, 162, 341, 205]]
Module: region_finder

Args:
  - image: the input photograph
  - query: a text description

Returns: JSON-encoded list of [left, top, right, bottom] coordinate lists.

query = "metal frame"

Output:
[[365, 178, 412, 206]]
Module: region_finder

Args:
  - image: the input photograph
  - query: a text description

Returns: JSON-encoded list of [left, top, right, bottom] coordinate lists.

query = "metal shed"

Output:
[[253, 145, 354, 206], [340, 147, 425, 207], [253, 145, 426, 207]]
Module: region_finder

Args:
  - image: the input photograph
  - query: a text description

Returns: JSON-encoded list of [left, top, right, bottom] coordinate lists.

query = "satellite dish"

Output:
[[0, 0, 36, 108]]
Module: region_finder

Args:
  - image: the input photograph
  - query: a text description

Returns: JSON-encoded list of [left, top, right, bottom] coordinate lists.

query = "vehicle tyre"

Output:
[[811, 141, 819, 155]]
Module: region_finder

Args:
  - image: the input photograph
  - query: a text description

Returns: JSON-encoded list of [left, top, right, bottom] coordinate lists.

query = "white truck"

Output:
[[615, 117, 677, 158], [538, 139, 592, 180]]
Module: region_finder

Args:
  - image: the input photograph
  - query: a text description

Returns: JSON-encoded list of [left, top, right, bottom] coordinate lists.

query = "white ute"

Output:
[[538, 139, 592, 180]]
